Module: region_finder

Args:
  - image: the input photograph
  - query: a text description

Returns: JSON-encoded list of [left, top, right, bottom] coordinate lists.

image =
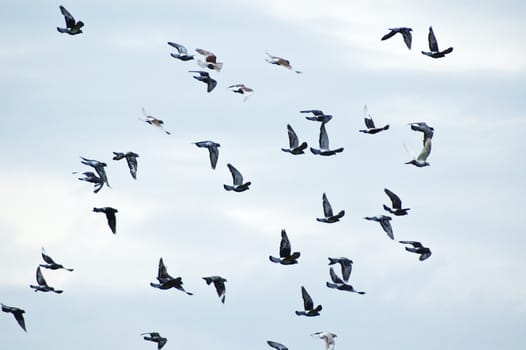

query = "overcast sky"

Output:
[[1, 1, 525, 349]]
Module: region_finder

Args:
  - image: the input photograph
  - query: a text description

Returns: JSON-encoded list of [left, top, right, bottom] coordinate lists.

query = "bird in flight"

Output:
[[405, 137, 432, 167], [227, 84, 254, 101], [421, 26, 453, 58], [359, 105, 389, 134], [1, 303, 26, 332], [310, 122, 344, 156], [364, 215, 394, 240], [399, 241, 432, 261], [203, 276, 227, 303], [224, 163, 251, 192], [311, 331, 337, 350], [56, 5, 84, 35], [281, 124, 308, 155], [30, 266, 63, 293], [328, 257, 353, 282], [189, 70, 217, 93], [141, 332, 168, 349], [195, 48, 223, 71], [167, 42, 194, 61], [381, 27, 413, 49], [112, 151, 139, 180], [295, 286, 322, 316], [74, 171, 104, 193], [150, 258, 193, 295], [80, 157, 111, 188], [140, 108, 172, 135], [93, 207, 118, 234], [383, 188, 410, 216], [265, 51, 302, 73], [326, 267, 365, 294], [40, 247, 73, 271], [269, 229, 301, 265], [317, 193, 345, 223], [300, 109, 333, 123], [193, 141, 221, 169]]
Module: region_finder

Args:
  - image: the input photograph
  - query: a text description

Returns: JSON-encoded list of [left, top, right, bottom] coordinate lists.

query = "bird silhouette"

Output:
[[112, 151, 139, 179], [167, 42, 194, 61], [399, 241, 432, 261], [326, 267, 365, 294], [383, 188, 410, 216], [295, 286, 322, 316], [29, 266, 63, 293], [73, 171, 104, 193], [269, 229, 301, 265], [141, 332, 168, 349], [195, 48, 223, 71], [93, 207, 118, 234], [224, 163, 251, 192], [203, 276, 227, 303], [405, 137, 432, 167], [364, 215, 394, 240], [193, 141, 221, 169], [310, 122, 344, 156], [189, 70, 217, 92], [311, 331, 337, 350], [300, 109, 333, 123], [228, 84, 253, 101], [421, 26, 453, 58], [317, 193, 345, 223], [381, 27, 413, 49], [40, 247, 73, 271], [150, 258, 193, 295], [56, 5, 84, 35], [80, 157, 110, 188], [1, 303, 26, 332], [140, 108, 172, 135], [282, 124, 308, 155], [328, 257, 353, 282], [265, 51, 301, 73], [359, 105, 389, 134]]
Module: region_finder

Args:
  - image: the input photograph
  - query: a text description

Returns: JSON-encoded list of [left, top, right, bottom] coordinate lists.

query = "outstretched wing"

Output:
[[301, 286, 314, 310], [384, 188, 402, 209], [319, 122, 329, 150], [329, 267, 344, 284], [428, 26, 439, 52], [322, 193, 334, 218], [167, 42, 188, 54], [286, 124, 299, 148], [417, 138, 432, 162], [41, 247, 56, 265], [227, 163, 243, 185], [36, 267, 47, 286], [59, 6, 76, 28], [279, 229, 292, 258]]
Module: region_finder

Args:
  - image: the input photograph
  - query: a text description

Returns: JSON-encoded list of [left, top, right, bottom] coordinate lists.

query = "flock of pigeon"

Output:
[[1, 5, 450, 350]]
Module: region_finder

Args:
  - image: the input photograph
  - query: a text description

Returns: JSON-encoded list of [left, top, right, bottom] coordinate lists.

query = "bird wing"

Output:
[[380, 218, 394, 240], [286, 124, 299, 148], [428, 26, 439, 52], [196, 48, 217, 62], [59, 6, 76, 28], [106, 210, 117, 234], [322, 193, 334, 218], [417, 138, 432, 161], [399, 240, 423, 248], [41, 247, 56, 265], [319, 122, 329, 149], [341, 260, 352, 281], [384, 188, 402, 209], [157, 258, 172, 280], [364, 117, 376, 129], [126, 154, 138, 179], [227, 164, 243, 185], [300, 109, 324, 115], [13, 310, 26, 332], [279, 229, 292, 258], [213, 279, 226, 299], [301, 286, 314, 310], [167, 42, 187, 54], [206, 77, 217, 93], [208, 145, 219, 169], [381, 29, 397, 41], [329, 267, 344, 284], [36, 266, 48, 286], [402, 29, 412, 49], [267, 341, 287, 350], [189, 70, 209, 78]]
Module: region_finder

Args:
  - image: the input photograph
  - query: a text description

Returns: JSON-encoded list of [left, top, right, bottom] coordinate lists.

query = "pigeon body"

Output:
[[383, 188, 410, 216], [406, 137, 432, 167], [310, 122, 344, 156], [317, 193, 345, 223], [399, 241, 432, 261], [224, 163, 251, 192], [140, 108, 172, 135], [326, 267, 365, 294], [203, 276, 227, 303], [328, 257, 353, 282], [57, 6, 84, 35], [282, 124, 308, 155], [93, 207, 118, 234], [74, 171, 104, 193], [112, 151, 139, 179], [422, 26, 453, 58], [30, 266, 63, 293], [141, 332, 168, 349], [269, 229, 301, 265], [193, 141, 220, 169], [295, 286, 322, 316], [300, 110, 333, 123], [189, 70, 217, 92], [359, 105, 389, 134], [195, 48, 223, 71], [40, 247, 73, 271], [80, 157, 110, 188], [1, 303, 26, 332], [364, 215, 394, 240], [311, 331, 337, 350], [381, 27, 413, 49], [228, 84, 253, 101], [167, 42, 194, 61], [265, 51, 301, 73], [150, 258, 193, 295]]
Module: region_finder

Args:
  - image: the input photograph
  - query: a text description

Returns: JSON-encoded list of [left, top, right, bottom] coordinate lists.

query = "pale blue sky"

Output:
[[1, 1, 525, 349]]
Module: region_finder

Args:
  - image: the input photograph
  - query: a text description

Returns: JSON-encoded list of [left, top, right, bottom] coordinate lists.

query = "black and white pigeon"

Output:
[[30, 266, 63, 294], [405, 137, 432, 167], [189, 70, 217, 92], [269, 229, 301, 265], [328, 257, 353, 282], [409, 122, 434, 142], [150, 258, 193, 295], [326, 267, 365, 294], [267, 341, 288, 350], [195, 48, 223, 71], [203, 276, 227, 303], [317, 193, 345, 223], [74, 171, 104, 193], [383, 188, 410, 216], [281, 124, 308, 155], [140, 108, 172, 135], [112, 151, 139, 179], [359, 105, 389, 134], [311, 332, 337, 350], [265, 51, 302, 73], [40, 247, 73, 271], [421, 26, 453, 58], [364, 215, 394, 240], [295, 286, 322, 317], [141, 332, 168, 350], [224, 163, 251, 192], [193, 141, 221, 169], [167, 42, 194, 61], [56, 5, 84, 35], [399, 241, 432, 261], [1, 303, 26, 332], [300, 109, 333, 123], [310, 122, 344, 156], [80, 157, 110, 188], [93, 207, 118, 234], [381, 27, 413, 49]]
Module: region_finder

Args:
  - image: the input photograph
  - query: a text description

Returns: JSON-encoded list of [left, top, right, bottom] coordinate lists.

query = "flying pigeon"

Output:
[[193, 141, 220, 169], [265, 51, 302, 73], [300, 109, 333, 123], [141, 332, 168, 350], [74, 171, 104, 193], [30, 266, 63, 293], [227, 84, 253, 101], [140, 108, 172, 135], [311, 331, 337, 350], [383, 188, 410, 216], [112, 151, 139, 179], [267, 341, 288, 350], [381, 27, 413, 49], [281, 124, 308, 155], [364, 215, 394, 240], [189, 70, 217, 92], [328, 257, 353, 282], [40, 247, 73, 271], [295, 286, 322, 317], [150, 258, 193, 295], [405, 137, 432, 167], [195, 48, 223, 71], [269, 229, 301, 265], [359, 105, 389, 134], [409, 122, 434, 143], [224, 163, 251, 192], [310, 122, 344, 156], [317, 193, 345, 223], [80, 157, 110, 188], [203, 276, 227, 303], [421, 26, 453, 58], [1, 303, 26, 332], [93, 207, 118, 234], [56, 5, 84, 35], [326, 267, 365, 294], [167, 42, 194, 61], [399, 241, 432, 261]]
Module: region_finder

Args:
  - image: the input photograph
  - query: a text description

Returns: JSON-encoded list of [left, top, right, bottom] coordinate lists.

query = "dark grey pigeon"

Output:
[[328, 257, 353, 282], [359, 105, 389, 134], [282, 124, 308, 155], [1, 303, 26, 332], [141, 332, 167, 350], [364, 215, 394, 240], [74, 171, 104, 193], [93, 207, 118, 234], [203, 276, 227, 303], [29, 266, 63, 293], [224, 163, 251, 192], [300, 109, 333, 123], [150, 258, 193, 295], [310, 122, 344, 156], [326, 267, 365, 294], [317, 193, 345, 223], [113, 151, 139, 179], [40, 247, 73, 271], [193, 141, 221, 169], [383, 188, 410, 216], [167, 42, 194, 61], [267, 341, 288, 350], [57, 5, 84, 35], [405, 137, 432, 167], [269, 229, 301, 265], [295, 286, 322, 317], [189, 70, 217, 92], [422, 26, 453, 58], [80, 156, 110, 188], [399, 241, 432, 261], [381, 27, 413, 49], [409, 122, 434, 143]]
